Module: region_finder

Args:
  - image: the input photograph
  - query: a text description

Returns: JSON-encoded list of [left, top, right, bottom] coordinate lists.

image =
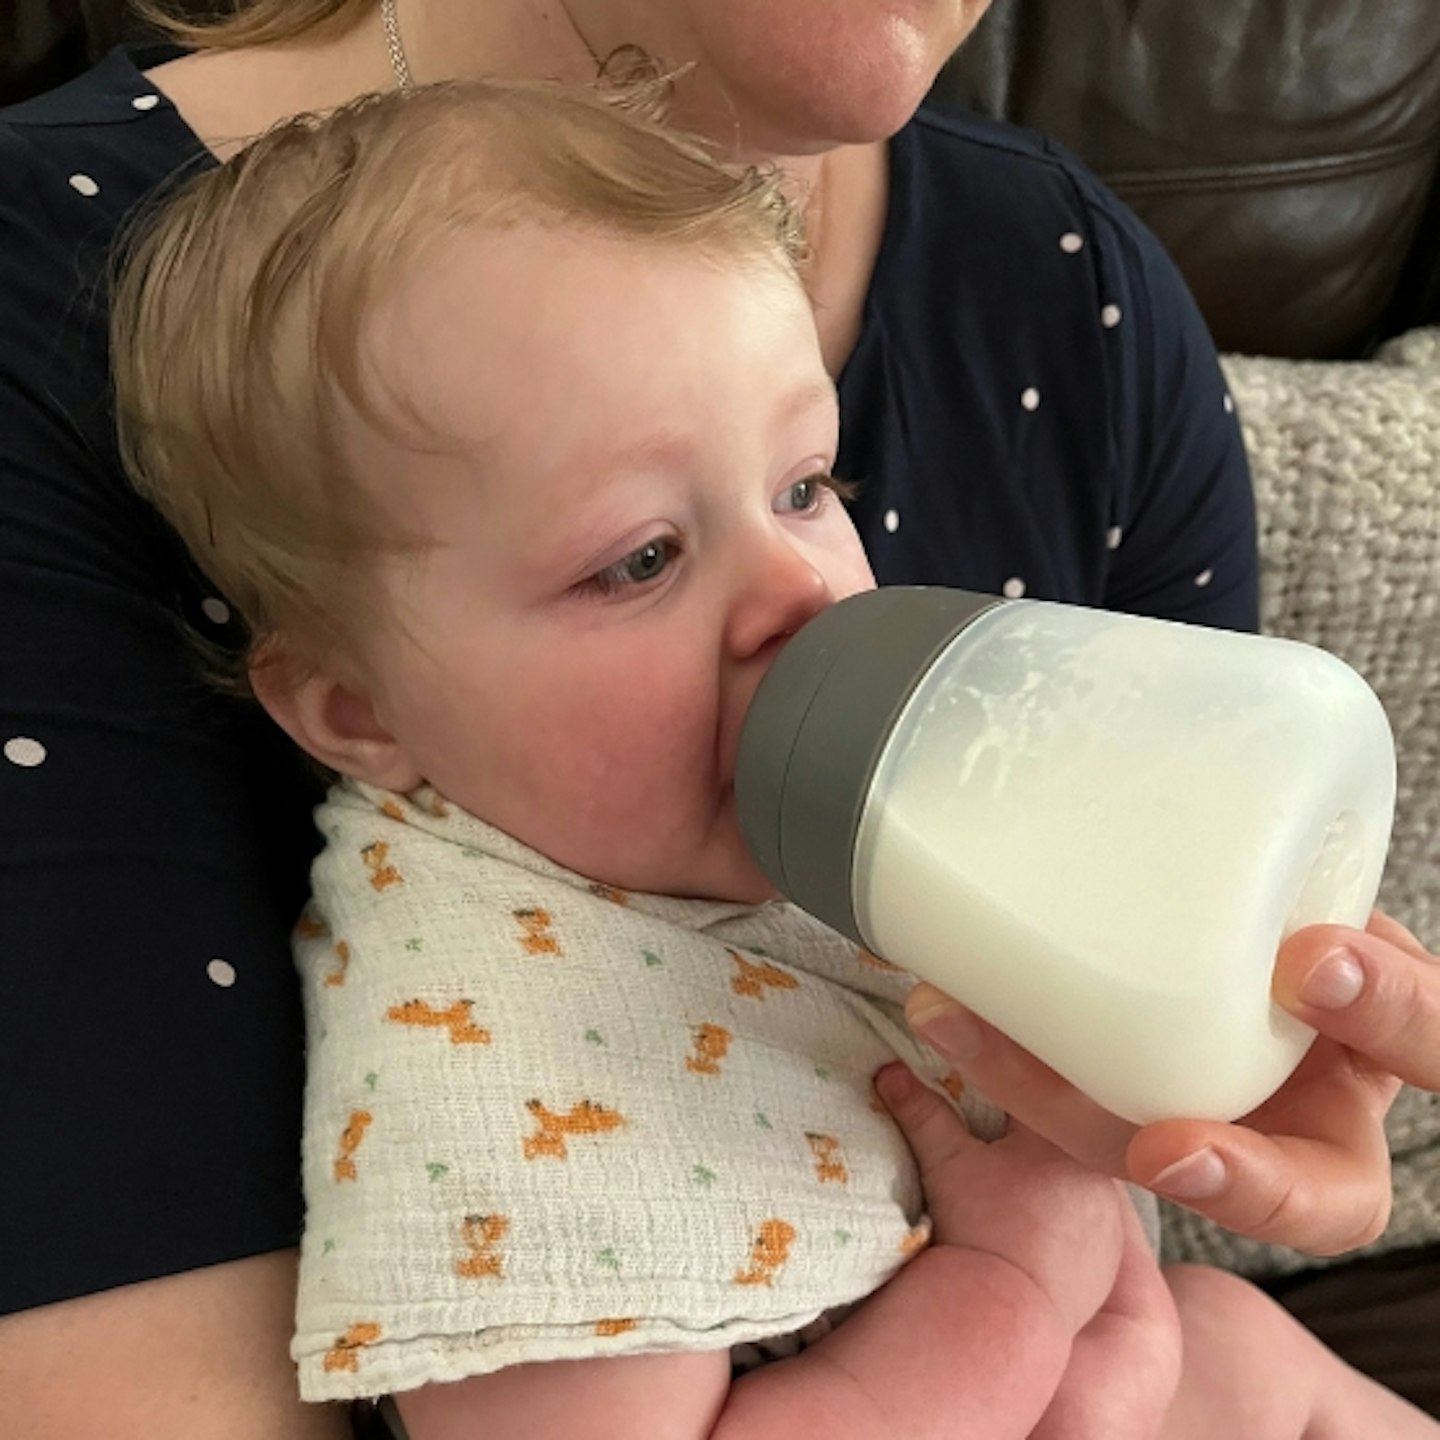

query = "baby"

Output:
[[112, 78, 1436, 1440]]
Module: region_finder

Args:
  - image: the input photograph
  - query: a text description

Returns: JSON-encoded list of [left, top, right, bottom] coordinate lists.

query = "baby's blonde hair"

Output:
[[112, 78, 805, 687]]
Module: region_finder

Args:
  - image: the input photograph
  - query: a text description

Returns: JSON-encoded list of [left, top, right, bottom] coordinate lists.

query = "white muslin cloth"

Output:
[[290, 779, 1005, 1400]]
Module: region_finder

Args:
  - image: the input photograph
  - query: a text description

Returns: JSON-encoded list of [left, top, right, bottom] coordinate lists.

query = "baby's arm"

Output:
[[398, 1248, 1079, 1440], [396, 1349, 731, 1440], [398, 1063, 1127, 1440], [1159, 1264, 1440, 1440]]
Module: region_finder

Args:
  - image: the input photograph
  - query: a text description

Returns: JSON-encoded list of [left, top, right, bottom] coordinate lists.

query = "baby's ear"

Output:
[[249, 640, 423, 792]]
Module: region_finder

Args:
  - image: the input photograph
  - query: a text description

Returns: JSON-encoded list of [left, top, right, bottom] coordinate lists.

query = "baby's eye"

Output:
[[775, 473, 848, 515], [580, 537, 680, 596]]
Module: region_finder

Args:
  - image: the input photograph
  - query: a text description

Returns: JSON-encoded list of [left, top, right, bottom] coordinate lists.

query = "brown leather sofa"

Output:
[[935, 0, 1440, 361], [6, 0, 1439, 1420], [0, 1, 123, 106]]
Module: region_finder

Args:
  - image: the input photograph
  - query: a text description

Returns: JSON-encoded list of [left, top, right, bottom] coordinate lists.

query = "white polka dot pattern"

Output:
[[1002, 577, 1026, 599], [1106, 526, 1124, 550], [131, 94, 161, 111], [202, 596, 232, 625], [68, 173, 100, 197], [1059, 232, 1084, 254], [1020, 387, 1041, 412], [1223, 393, 1235, 414], [207, 958, 238, 988], [4, 735, 47, 767], [1101, 304, 1122, 329], [1194, 569, 1214, 588], [882, 509, 900, 534]]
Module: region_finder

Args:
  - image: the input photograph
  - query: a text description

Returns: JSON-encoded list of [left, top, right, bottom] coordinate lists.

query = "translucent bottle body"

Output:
[[853, 602, 1395, 1123]]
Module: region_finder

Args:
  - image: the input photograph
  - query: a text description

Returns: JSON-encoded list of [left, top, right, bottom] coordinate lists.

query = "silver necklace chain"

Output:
[[378, 1, 610, 94], [380, 0, 414, 92]]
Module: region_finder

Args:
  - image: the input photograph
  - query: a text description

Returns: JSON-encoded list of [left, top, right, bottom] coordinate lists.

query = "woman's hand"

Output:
[[902, 911, 1438, 1256], [1271, 912, 1440, 1091]]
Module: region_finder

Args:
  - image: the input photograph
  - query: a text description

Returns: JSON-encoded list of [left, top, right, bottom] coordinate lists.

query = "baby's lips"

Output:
[[719, 677, 769, 791], [719, 624, 814, 817]]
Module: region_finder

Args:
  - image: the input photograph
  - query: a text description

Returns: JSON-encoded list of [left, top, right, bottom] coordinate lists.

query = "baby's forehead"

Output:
[[359, 217, 804, 389], [334, 229, 828, 513], [394, 212, 760, 291]]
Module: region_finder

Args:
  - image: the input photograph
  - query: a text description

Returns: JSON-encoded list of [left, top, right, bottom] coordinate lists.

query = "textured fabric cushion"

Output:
[[1162, 329, 1440, 1275]]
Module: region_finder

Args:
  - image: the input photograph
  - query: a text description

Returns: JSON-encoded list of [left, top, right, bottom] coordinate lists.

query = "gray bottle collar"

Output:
[[735, 587, 1004, 943]]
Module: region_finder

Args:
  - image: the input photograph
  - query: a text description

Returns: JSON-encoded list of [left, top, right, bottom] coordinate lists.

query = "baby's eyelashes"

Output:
[[574, 535, 682, 598]]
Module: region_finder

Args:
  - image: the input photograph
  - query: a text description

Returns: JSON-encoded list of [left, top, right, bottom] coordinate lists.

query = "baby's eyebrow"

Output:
[[773, 376, 841, 428], [583, 426, 695, 476], [576, 377, 839, 476]]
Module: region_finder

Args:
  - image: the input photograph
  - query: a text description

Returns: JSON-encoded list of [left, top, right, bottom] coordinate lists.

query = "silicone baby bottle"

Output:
[[735, 587, 1396, 1124]]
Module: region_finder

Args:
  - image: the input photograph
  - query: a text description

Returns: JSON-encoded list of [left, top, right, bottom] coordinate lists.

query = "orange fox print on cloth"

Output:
[[361, 840, 402, 891], [733, 1219, 798, 1287], [290, 779, 1009, 1403], [456, 1215, 509, 1279], [295, 909, 328, 940], [805, 1133, 848, 1185], [323, 1322, 383, 1374], [386, 997, 491, 1045], [514, 907, 562, 956], [589, 882, 630, 906], [900, 1222, 933, 1258], [729, 950, 800, 999], [522, 1098, 626, 1159], [333, 1110, 372, 1182], [325, 940, 351, 987], [685, 1023, 732, 1075]]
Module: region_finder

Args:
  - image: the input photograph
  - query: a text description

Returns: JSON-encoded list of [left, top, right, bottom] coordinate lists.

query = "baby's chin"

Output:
[[597, 844, 780, 907], [701, 868, 783, 906], [676, 828, 783, 906]]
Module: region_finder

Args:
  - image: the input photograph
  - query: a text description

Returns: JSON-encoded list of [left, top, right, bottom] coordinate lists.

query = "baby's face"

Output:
[[343, 225, 875, 902]]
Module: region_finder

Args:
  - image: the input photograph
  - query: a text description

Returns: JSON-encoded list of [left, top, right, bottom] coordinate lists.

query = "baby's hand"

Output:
[[875, 1062, 1128, 1338], [1031, 1200, 1182, 1440]]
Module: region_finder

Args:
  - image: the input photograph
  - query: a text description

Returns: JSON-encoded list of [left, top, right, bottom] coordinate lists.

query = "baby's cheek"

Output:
[[587, 717, 711, 829], [820, 514, 877, 597]]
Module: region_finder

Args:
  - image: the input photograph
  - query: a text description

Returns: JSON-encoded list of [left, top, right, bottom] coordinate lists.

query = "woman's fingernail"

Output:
[[909, 1000, 983, 1062], [1150, 1148, 1228, 1201], [1299, 950, 1366, 1010]]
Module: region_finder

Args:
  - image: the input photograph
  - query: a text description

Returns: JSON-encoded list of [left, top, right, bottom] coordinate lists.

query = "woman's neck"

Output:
[[395, 0, 602, 98], [145, 0, 590, 161], [145, 0, 888, 373]]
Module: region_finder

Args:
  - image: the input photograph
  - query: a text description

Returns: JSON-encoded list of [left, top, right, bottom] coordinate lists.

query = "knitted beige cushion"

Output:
[[1161, 328, 1440, 1276]]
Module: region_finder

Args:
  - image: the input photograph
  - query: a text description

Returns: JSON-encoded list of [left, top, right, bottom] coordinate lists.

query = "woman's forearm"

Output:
[[2, 1253, 351, 1440]]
